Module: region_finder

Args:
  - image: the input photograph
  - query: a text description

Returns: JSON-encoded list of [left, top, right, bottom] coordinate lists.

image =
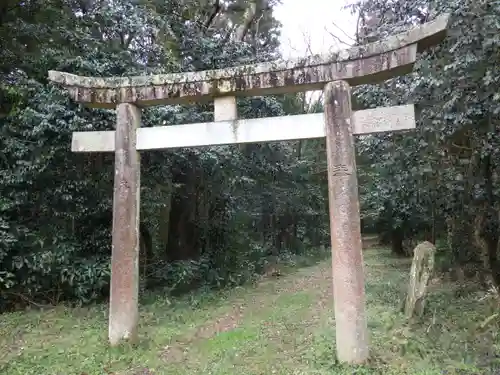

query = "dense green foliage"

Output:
[[350, 0, 500, 284], [1, 0, 499, 311], [0, 0, 329, 309]]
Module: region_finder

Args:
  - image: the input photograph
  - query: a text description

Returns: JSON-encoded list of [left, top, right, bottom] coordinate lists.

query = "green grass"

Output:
[[1, 248, 500, 374]]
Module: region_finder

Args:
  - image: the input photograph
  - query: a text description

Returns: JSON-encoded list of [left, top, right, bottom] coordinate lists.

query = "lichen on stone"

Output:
[[47, 14, 450, 108]]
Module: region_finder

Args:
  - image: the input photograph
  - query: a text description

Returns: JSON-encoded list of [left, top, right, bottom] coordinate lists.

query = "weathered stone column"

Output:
[[324, 81, 369, 363], [109, 103, 141, 346]]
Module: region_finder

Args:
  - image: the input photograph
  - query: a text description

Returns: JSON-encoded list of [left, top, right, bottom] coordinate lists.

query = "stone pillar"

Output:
[[323, 80, 369, 363], [109, 103, 141, 346]]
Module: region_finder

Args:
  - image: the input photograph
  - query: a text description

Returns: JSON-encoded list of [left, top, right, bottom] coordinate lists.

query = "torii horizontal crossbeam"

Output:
[[71, 104, 415, 152], [48, 15, 449, 108]]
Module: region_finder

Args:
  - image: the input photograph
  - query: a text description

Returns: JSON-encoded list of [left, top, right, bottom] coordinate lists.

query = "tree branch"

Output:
[[233, 0, 267, 42], [204, 0, 222, 32]]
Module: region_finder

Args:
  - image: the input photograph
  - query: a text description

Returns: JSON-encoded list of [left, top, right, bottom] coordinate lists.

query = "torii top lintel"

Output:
[[48, 14, 450, 109]]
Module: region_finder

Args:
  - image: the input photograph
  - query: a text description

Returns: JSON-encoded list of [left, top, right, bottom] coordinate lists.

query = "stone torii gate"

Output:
[[48, 14, 449, 364]]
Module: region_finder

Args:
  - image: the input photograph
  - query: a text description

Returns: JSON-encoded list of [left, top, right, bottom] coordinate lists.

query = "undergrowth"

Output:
[[1, 248, 499, 374]]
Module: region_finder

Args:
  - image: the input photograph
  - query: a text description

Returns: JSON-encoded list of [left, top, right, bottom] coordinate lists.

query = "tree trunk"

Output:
[[474, 153, 500, 289], [391, 227, 405, 256], [232, 0, 266, 42], [158, 180, 173, 259]]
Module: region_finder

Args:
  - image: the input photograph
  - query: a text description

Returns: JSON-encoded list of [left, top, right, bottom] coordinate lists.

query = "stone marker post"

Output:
[[404, 241, 436, 319], [109, 103, 141, 346], [324, 81, 368, 363]]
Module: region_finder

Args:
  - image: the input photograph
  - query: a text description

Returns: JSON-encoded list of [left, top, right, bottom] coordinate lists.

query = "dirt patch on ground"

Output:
[[161, 304, 246, 363], [362, 235, 381, 249], [163, 245, 383, 362], [161, 263, 334, 363]]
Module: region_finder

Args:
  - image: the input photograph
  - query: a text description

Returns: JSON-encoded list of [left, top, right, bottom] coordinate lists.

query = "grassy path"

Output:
[[1, 249, 499, 374]]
